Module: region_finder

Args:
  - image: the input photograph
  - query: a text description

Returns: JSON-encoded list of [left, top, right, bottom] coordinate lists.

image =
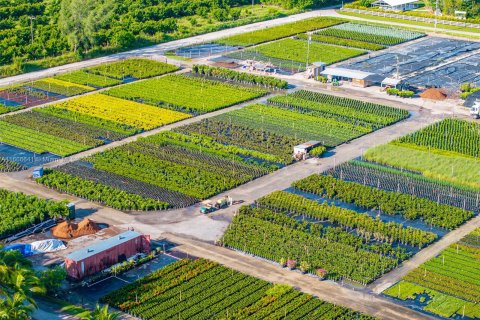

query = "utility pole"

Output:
[[252, 0, 254, 9], [306, 32, 312, 70], [434, 0, 439, 32], [28, 16, 36, 45]]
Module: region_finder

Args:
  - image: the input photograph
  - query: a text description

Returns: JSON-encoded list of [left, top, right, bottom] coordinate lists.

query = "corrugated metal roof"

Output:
[[66, 231, 142, 262], [382, 77, 402, 86], [377, 0, 419, 6], [321, 67, 376, 80]]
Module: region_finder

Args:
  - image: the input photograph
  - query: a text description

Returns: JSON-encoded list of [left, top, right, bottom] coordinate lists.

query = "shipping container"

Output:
[[65, 230, 150, 280]]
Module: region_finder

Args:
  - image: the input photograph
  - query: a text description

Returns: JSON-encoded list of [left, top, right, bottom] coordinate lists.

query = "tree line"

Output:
[[0, 0, 341, 69]]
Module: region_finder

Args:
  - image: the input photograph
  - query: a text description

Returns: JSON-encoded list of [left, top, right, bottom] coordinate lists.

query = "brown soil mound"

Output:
[[52, 218, 101, 239], [420, 88, 447, 100], [212, 61, 239, 69]]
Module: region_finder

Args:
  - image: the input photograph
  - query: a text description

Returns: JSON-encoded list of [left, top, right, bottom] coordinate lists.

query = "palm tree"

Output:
[[6, 264, 45, 308], [0, 292, 35, 320], [0, 259, 45, 320], [0, 264, 9, 295], [88, 304, 119, 320]]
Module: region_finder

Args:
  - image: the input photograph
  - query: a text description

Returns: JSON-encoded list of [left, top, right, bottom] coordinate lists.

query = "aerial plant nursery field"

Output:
[[225, 21, 425, 72], [36, 90, 408, 210], [216, 17, 344, 47], [191, 64, 289, 89], [314, 22, 425, 46], [101, 258, 376, 320], [297, 22, 424, 51], [0, 72, 270, 171], [227, 38, 365, 72], [105, 74, 269, 114], [0, 59, 179, 115], [383, 228, 480, 319], [221, 119, 477, 285], [0, 93, 190, 157], [325, 159, 480, 212], [220, 169, 471, 284], [0, 188, 69, 239], [364, 119, 480, 190], [55, 59, 179, 88], [37, 131, 273, 210], [85, 58, 179, 80]]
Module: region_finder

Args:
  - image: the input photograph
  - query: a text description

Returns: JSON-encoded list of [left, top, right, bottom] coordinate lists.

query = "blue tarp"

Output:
[[2, 244, 33, 257]]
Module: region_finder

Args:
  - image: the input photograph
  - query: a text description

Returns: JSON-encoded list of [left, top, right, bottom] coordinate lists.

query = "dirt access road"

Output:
[[167, 234, 435, 320]]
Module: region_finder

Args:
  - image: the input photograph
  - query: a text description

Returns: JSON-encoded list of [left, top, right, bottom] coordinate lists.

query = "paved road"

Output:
[[166, 234, 435, 320]]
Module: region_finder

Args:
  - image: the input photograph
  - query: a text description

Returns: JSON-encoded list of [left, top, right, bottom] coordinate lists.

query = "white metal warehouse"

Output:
[[371, 0, 421, 11]]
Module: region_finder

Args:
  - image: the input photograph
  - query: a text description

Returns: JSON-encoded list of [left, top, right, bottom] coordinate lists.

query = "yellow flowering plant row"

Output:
[[31, 78, 95, 97], [52, 93, 191, 131]]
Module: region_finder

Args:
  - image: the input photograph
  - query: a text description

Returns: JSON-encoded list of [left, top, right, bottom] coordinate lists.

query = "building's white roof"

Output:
[[382, 77, 402, 86], [321, 67, 375, 80], [294, 141, 321, 149], [377, 0, 419, 6]]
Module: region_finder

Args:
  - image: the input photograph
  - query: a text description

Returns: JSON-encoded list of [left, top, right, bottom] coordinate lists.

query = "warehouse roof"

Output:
[[66, 231, 142, 262], [294, 141, 321, 149], [373, 0, 418, 6], [382, 77, 402, 86], [321, 67, 376, 80]]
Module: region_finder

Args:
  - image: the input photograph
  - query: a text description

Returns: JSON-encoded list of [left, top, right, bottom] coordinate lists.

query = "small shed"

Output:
[[294, 141, 322, 155], [321, 67, 383, 87], [65, 230, 150, 280], [311, 62, 326, 78]]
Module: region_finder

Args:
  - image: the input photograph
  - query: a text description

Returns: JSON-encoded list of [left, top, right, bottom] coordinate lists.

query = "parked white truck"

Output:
[[471, 99, 480, 119]]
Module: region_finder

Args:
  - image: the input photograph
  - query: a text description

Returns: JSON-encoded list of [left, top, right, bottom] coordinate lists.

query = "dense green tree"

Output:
[[112, 30, 135, 48], [38, 266, 67, 294], [59, 0, 115, 52], [1, 0, 348, 69]]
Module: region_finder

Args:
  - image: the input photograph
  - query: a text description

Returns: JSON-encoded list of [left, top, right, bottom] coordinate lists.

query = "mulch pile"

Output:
[[52, 218, 101, 239], [420, 88, 447, 100], [212, 61, 239, 69]]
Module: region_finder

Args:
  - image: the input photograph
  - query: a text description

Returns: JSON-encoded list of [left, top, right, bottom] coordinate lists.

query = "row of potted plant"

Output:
[[278, 258, 328, 280]]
